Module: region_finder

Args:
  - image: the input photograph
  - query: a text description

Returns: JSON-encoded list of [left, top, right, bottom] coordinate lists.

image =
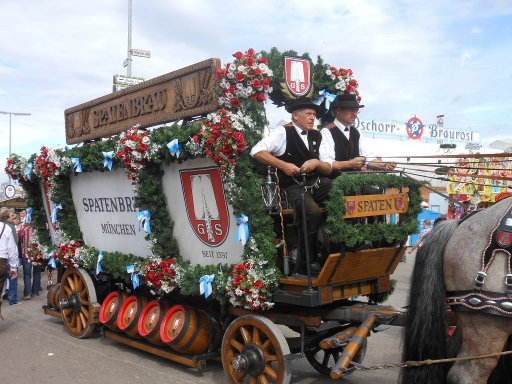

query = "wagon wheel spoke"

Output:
[[263, 364, 278, 380], [240, 326, 252, 344], [63, 285, 73, 297], [66, 275, 76, 291], [229, 338, 244, 353]]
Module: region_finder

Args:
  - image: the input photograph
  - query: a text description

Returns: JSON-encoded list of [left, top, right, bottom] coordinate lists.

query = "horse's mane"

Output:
[[401, 220, 459, 384]]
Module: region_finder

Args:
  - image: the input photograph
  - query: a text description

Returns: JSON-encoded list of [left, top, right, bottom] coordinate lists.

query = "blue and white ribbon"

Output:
[[136, 210, 151, 234], [103, 151, 114, 171], [25, 207, 32, 223], [96, 251, 104, 275], [126, 264, 140, 289], [235, 214, 249, 246], [314, 89, 336, 110], [167, 139, 181, 158], [71, 157, 82, 173], [24, 162, 33, 180], [48, 250, 57, 269], [51, 203, 62, 223], [199, 274, 215, 299]]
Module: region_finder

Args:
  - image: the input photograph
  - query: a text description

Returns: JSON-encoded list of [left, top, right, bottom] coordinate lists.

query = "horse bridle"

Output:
[[447, 199, 512, 317]]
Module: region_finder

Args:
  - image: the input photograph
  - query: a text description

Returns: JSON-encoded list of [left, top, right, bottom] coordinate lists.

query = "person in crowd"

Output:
[[408, 219, 432, 254], [319, 93, 396, 177], [251, 97, 332, 274], [19, 219, 41, 297], [0, 209, 20, 318], [0, 207, 20, 305]]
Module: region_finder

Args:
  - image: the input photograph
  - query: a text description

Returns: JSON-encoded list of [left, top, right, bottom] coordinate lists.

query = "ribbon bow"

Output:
[[96, 251, 104, 275], [136, 210, 151, 234], [235, 214, 249, 246], [199, 274, 215, 299], [24, 162, 33, 180], [26, 207, 32, 223], [314, 89, 336, 110], [48, 250, 57, 269], [103, 151, 114, 171], [126, 264, 139, 289], [71, 157, 82, 173], [167, 139, 181, 158], [51, 203, 62, 223]]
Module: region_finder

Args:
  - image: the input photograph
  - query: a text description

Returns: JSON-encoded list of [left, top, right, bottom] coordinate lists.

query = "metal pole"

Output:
[[127, 0, 132, 77], [0, 111, 31, 184]]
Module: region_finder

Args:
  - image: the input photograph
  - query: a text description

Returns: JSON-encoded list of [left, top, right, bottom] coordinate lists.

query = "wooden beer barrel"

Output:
[[137, 300, 170, 346], [116, 295, 147, 339], [47, 283, 61, 309], [160, 305, 219, 355], [99, 291, 127, 332]]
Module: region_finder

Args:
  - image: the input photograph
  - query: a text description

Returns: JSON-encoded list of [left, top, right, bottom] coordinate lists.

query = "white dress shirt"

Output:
[[250, 123, 310, 157], [319, 119, 368, 165], [0, 223, 20, 271]]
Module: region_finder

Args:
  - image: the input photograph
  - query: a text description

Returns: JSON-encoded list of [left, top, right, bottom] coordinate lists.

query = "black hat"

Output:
[[330, 93, 365, 110], [285, 97, 322, 113]]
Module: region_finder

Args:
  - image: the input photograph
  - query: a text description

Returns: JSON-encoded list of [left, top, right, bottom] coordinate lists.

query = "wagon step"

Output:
[[329, 314, 378, 380]]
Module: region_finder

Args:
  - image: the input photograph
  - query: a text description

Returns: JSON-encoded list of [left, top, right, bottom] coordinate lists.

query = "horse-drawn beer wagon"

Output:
[[6, 49, 425, 383]]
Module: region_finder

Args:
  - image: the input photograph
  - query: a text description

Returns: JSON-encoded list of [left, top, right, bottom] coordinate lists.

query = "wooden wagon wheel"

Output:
[[222, 315, 291, 384], [305, 333, 367, 376], [59, 268, 97, 339]]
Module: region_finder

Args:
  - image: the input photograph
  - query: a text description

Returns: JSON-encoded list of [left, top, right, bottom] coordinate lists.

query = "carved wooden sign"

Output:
[[65, 58, 220, 144], [344, 192, 409, 218]]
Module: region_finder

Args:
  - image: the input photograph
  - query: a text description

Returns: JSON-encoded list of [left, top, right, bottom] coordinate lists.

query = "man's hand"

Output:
[[10, 270, 17, 279], [300, 159, 320, 174], [282, 162, 302, 177], [348, 156, 366, 170]]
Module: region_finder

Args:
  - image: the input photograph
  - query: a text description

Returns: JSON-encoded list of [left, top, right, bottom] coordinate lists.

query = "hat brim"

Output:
[[286, 102, 322, 114]]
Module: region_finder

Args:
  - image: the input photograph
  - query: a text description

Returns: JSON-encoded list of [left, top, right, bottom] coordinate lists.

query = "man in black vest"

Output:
[[250, 97, 332, 274], [319, 93, 396, 176]]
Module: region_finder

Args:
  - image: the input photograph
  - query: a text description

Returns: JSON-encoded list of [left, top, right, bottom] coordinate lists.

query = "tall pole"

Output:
[[127, 0, 132, 77], [0, 111, 31, 184]]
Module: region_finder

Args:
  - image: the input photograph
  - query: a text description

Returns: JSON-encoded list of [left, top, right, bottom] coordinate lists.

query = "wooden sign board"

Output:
[[65, 58, 220, 144], [343, 193, 408, 218]]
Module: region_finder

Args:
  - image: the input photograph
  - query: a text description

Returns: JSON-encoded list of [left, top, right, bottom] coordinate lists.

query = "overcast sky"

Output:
[[1, 0, 511, 183]]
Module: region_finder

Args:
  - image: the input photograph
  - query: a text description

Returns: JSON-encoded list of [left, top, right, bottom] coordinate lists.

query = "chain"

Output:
[[291, 176, 320, 191], [348, 350, 512, 372]]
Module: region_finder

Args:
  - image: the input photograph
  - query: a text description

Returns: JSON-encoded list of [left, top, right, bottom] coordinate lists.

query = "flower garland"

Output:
[[27, 241, 50, 266], [326, 66, 361, 102], [199, 109, 249, 173], [115, 126, 158, 181], [4, 153, 28, 181], [139, 256, 180, 295], [32, 146, 71, 192], [53, 240, 82, 269]]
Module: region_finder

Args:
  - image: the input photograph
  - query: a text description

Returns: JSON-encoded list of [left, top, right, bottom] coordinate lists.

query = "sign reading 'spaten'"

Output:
[[69, 169, 151, 258], [344, 193, 409, 219], [65, 58, 220, 144]]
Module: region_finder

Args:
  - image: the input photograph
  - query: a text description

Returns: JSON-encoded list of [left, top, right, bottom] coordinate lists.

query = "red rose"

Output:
[[258, 57, 268, 64], [233, 51, 243, 59], [252, 79, 261, 88], [148, 271, 156, 280], [256, 93, 266, 102], [230, 98, 241, 108], [247, 48, 255, 57], [253, 68, 262, 76], [234, 72, 245, 82], [246, 57, 255, 66]]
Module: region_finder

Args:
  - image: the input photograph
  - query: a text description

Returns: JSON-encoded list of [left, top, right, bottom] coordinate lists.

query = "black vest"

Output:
[[276, 124, 322, 187], [327, 124, 360, 177]]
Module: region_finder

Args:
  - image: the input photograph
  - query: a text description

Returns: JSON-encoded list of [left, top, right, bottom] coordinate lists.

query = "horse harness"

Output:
[[447, 200, 512, 317]]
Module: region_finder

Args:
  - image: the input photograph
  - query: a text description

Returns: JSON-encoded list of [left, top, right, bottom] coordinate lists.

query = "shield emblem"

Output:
[[180, 167, 229, 246], [284, 56, 312, 97], [498, 230, 512, 247], [346, 200, 355, 215], [394, 197, 403, 210]]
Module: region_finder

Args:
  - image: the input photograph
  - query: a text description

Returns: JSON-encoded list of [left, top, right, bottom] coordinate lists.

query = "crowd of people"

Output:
[[0, 207, 42, 318]]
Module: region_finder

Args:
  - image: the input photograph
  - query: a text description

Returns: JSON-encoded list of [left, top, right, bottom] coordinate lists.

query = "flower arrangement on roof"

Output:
[[326, 66, 361, 102], [216, 48, 273, 110], [4, 153, 28, 181]]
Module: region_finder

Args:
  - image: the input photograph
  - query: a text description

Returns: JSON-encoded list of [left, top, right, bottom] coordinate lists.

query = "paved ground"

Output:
[[0, 254, 415, 383]]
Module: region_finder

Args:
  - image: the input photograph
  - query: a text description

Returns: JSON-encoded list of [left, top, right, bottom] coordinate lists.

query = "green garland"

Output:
[[325, 173, 422, 247]]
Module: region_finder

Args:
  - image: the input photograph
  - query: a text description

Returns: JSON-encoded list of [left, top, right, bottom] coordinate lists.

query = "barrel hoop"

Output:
[[178, 309, 204, 353]]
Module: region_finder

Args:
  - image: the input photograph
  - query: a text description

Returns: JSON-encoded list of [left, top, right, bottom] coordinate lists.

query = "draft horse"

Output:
[[402, 197, 512, 384]]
